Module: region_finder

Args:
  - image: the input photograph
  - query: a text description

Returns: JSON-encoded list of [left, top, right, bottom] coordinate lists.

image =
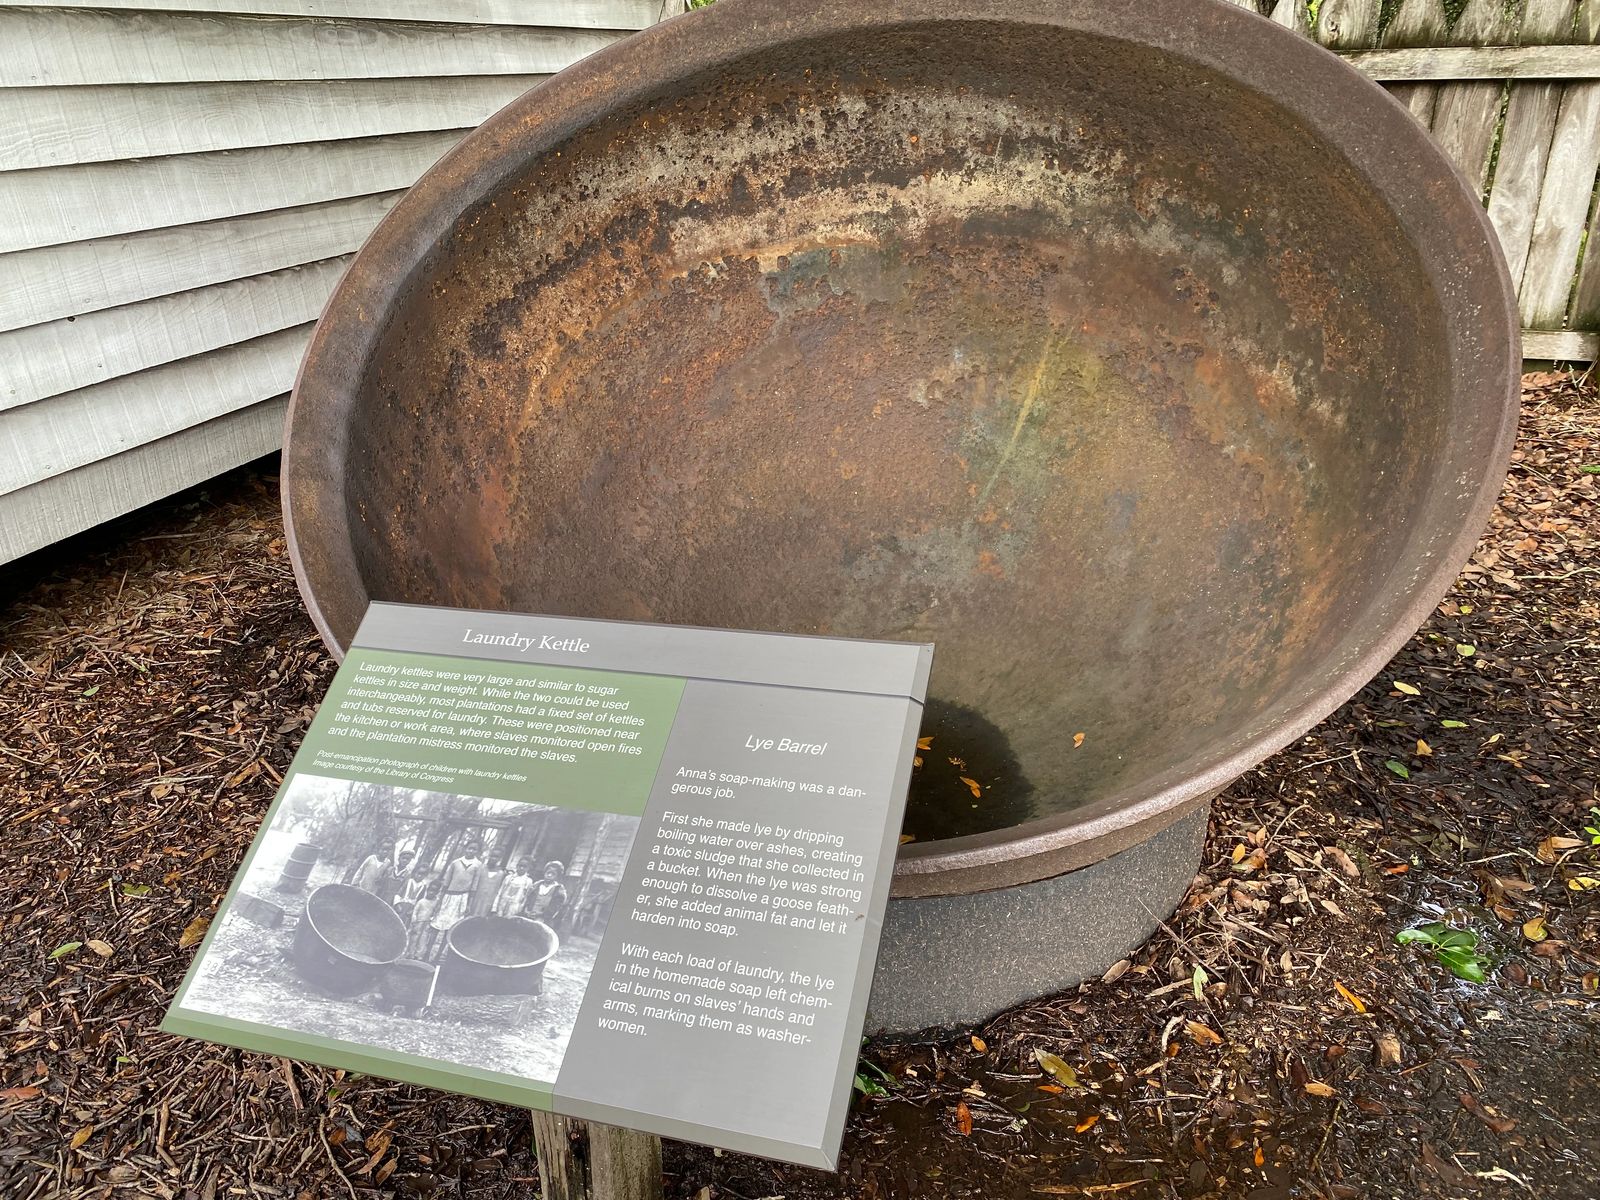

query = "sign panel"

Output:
[[165, 602, 932, 1168]]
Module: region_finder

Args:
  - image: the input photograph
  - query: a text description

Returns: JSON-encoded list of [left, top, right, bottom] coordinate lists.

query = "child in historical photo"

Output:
[[177, 774, 637, 1085]]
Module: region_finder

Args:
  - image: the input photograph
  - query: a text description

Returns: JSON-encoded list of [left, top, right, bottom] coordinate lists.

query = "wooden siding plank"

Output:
[[0, 129, 460, 253], [1345, 43, 1600, 79], [0, 9, 625, 86], [0, 324, 309, 495], [2, 0, 665, 31], [0, 258, 345, 408], [1519, 80, 1600, 327], [0, 191, 396, 331], [0, 396, 287, 564], [0, 75, 541, 169], [1485, 1, 1580, 286], [1522, 329, 1599, 359]]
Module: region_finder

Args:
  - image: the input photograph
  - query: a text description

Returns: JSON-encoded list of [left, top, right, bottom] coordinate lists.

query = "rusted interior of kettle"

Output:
[[284, 4, 1518, 891]]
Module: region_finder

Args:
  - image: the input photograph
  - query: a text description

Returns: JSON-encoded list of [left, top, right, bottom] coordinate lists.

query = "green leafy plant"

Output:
[[1396, 923, 1489, 983], [1585, 808, 1600, 847], [853, 1059, 896, 1097]]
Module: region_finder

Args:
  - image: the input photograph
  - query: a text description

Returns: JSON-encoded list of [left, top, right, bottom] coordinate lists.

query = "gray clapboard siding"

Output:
[[0, 191, 398, 330], [1, 75, 543, 169], [3, 0, 664, 29], [0, 396, 288, 562], [0, 0, 670, 563], [0, 129, 463, 253], [0, 324, 311, 495], [0, 258, 346, 408], [0, 8, 625, 86]]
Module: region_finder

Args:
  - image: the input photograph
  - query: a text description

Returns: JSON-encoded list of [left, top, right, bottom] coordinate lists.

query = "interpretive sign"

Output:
[[164, 602, 932, 1168]]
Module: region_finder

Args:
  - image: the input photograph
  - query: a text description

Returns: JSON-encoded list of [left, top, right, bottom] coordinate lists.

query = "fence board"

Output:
[[0, 75, 541, 169], [0, 192, 396, 331], [1347, 43, 1600, 78], [0, 325, 309, 495], [0, 258, 345, 408], [1519, 79, 1600, 327], [0, 8, 623, 86], [1315, 0, 1380, 50], [1, 0, 662, 29], [1379, 0, 1452, 127], [1523, 330, 1600, 359], [1484, 2, 1579, 287], [0, 129, 460, 253], [0, 396, 287, 563], [1269, 0, 1310, 35], [1429, 0, 1523, 198]]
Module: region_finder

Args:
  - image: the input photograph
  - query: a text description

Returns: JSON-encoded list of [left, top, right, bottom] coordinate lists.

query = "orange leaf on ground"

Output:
[[1334, 980, 1368, 1014], [1072, 732, 1085, 748], [960, 776, 982, 798], [1075, 1113, 1100, 1133], [955, 1101, 973, 1136]]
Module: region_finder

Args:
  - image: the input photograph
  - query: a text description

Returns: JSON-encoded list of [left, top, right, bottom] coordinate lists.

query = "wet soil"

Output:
[[0, 372, 1595, 1199]]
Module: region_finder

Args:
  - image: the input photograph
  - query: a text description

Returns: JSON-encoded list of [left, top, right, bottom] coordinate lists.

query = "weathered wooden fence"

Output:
[[1236, 0, 1600, 363]]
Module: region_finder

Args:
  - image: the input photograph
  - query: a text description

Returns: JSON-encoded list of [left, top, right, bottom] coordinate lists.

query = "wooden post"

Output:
[[531, 1111, 664, 1200]]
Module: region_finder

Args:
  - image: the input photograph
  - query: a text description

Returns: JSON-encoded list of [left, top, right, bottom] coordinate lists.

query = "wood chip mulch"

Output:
[[1, 371, 1596, 1200]]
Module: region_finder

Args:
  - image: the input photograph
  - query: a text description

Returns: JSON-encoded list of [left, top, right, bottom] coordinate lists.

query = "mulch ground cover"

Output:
[[1, 372, 1595, 1200]]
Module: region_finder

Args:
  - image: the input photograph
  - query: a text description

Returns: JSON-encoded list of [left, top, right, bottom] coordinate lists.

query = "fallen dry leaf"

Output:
[[916, 736, 933, 750], [1304, 1081, 1337, 1098], [1459, 1091, 1517, 1135], [971, 1035, 987, 1053], [1075, 1113, 1100, 1133], [1185, 1021, 1223, 1046], [960, 776, 982, 798], [1521, 916, 1548, 942], [85, 939, 113, 958], [1537, 836, 1584, 863], [178, 916, 210, 949], [1325, 846, 1360, 878], [954, 1100, 972, 1136], [68, 1126, 93, 1150], [1034, 1049, 1080, 1088], [1334, 980, 1368, 1014], [1072, 732, 1085, 748]]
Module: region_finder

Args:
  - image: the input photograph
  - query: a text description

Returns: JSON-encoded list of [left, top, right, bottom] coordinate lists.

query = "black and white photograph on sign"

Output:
[[181, 773, 637, 1083]]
